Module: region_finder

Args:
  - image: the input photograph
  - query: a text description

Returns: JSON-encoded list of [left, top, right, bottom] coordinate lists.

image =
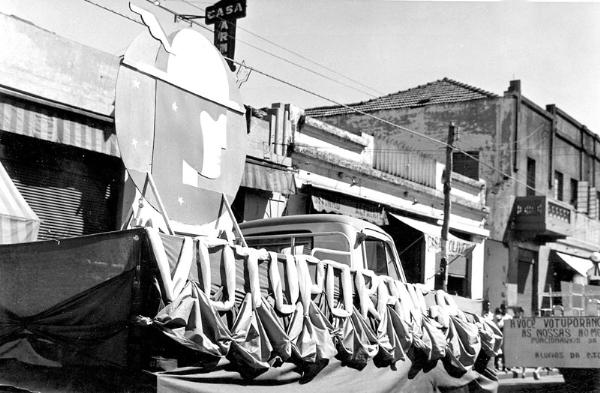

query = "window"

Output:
[[363, 236, 400, 280], [554, 171, 564, 201], [526, 157, 536, 196], [570, 178, 578, 206], [245, 230, 314, 256], [452, 151, 479, 180]]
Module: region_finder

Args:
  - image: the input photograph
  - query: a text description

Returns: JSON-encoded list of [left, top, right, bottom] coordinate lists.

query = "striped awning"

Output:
[[0, 160, 39, 244], [241, 160, 296, 195], [311, 189, 388, 226], [0, 94, 119, 157]]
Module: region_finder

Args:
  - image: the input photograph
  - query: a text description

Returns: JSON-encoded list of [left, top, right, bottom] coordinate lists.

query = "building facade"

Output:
[[249, 103, 490, 301], [0, 14, 294, 240], [306, 78, 600, 315], [0, 15, 491, 304]]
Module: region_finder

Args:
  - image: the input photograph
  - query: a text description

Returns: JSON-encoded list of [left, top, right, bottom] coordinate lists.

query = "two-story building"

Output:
[[306, 78, 600, 315], [242, 103, 490, 302]]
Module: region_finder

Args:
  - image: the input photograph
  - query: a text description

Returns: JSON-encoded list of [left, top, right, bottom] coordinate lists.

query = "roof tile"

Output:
[[305, 78, 498, 117]]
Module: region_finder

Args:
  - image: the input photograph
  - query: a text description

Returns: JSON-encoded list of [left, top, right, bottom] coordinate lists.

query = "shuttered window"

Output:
[[554, 171, 564, 201], [589, 187, 598, 219], [0, 132, 122, 240], [526, 157, 536, 196], [576, 181, 589, 214], [452, 151, 479, 180], [569, 178, 578, 207]]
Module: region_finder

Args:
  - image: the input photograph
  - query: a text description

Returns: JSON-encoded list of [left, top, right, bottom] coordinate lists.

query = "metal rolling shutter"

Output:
[[0, 134, 122, 240]]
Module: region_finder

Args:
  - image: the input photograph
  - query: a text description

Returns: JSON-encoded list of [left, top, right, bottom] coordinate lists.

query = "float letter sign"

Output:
[[205, 0, 246, 71]]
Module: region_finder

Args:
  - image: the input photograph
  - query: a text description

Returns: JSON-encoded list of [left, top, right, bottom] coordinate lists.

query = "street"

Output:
[[499, 374, 579, 393]]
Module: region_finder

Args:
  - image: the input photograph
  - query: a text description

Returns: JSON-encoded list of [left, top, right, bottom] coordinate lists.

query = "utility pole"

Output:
[[440, 122, 456, 292]]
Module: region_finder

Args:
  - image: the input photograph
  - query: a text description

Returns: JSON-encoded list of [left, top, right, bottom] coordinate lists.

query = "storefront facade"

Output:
[[0, 14, 123, 241], [305, 78, 600, 315], [262, 104, 490, 300]]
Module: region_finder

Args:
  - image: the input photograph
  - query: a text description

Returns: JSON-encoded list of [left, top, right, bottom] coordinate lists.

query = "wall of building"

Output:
[[1, 13, 117, 117], [484, 239, 509, 309], [319, 99, 499, 166], [316, 99, 506, 240], [310, 80, 600, 314], [514, 103, 552, 196]]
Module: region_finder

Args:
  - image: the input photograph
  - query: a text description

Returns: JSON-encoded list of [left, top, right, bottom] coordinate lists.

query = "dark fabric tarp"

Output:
[[0, 229, 499, 393], [0, 229, 145, 368]]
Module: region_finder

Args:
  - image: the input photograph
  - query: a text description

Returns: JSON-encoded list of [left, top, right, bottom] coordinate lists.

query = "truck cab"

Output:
[[239, 214, 406, 282]]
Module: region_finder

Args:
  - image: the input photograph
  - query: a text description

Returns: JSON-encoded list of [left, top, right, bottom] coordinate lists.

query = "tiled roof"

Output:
[[305, 78, 499, 117]]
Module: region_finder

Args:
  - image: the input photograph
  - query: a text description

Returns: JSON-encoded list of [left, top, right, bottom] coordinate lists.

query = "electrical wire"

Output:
[[148, 0, 381, 98], [86, 0, 574, 195], [82, 0, 144, 24], [178, 0, 386, 97]]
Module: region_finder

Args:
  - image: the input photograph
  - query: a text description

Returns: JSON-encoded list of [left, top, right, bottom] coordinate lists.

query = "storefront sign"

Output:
[[205, 0, 246, 70], [205, 0, 246, 24], [504, 316, 600, 368], [213, 19, 237, 71], [311, 194, 387, 226]]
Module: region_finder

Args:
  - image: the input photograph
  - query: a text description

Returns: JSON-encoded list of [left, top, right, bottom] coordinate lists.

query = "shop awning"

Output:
[[0, 160, 39, 243], [0, 95, 119, 157], [390, 213, 475, 257], [311, 189, 387, 226], [240, 160, 296, 195], [554, 251, 594, 277]]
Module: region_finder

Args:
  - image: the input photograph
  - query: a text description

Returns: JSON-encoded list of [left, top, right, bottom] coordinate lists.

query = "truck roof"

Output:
[[239, 214, 387, 234]]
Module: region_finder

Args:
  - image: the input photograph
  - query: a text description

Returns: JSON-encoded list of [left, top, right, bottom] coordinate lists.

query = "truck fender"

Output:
[[267, 252, 299, 315]]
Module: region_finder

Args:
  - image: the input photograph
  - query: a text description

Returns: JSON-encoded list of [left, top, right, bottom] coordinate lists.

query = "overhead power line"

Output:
[[83, 0, 144, 24], [148, 0, 381, 98], [89, 0, 543, 194], [179, 0, 386, 97]]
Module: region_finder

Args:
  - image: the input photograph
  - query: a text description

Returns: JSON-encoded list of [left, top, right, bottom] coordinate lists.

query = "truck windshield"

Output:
[[364, 237, 400, 280]]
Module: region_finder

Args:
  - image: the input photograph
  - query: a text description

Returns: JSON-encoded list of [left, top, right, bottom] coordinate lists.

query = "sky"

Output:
[[2, 0, 600, 132]]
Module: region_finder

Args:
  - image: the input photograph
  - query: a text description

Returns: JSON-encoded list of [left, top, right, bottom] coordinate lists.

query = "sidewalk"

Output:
[[496, 367, 561, 381]]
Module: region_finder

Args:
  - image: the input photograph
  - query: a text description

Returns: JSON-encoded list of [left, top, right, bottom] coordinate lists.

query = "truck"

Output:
[[0, 214, 502, 393], [0, 6, 501, 392], [240, 214, 406, 282]]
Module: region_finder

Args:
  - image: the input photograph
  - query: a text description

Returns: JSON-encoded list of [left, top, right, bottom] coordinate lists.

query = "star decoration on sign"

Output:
[[172, 102, 178, 112], [131, 138, 138, 148], [132, 79, 140, 89], [177, 196, 184, 205]]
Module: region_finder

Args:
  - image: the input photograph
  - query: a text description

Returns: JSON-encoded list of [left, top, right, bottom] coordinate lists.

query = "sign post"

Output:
[[205, 0, 246, 71]]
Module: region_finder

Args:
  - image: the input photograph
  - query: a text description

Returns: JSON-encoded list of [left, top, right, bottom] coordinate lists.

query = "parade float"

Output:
[[0, 6, 501, 392]]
